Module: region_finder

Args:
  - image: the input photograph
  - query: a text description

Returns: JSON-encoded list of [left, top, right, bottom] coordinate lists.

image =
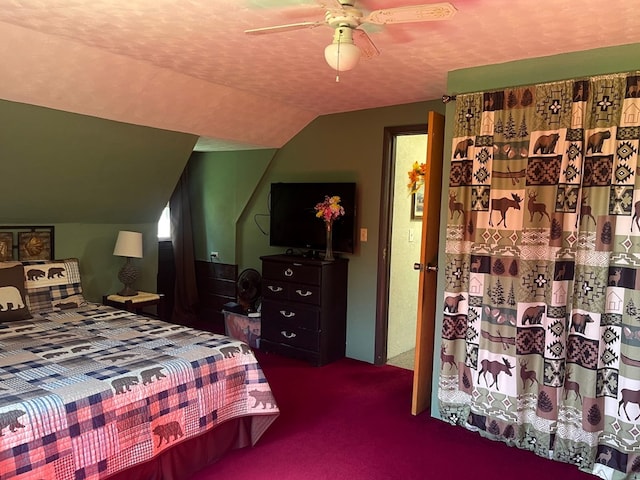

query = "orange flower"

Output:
[[407, 162, 426, 195]]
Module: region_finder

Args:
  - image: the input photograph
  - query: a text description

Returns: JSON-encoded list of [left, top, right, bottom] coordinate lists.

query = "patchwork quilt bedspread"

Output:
[[0, 305, 279, 480]]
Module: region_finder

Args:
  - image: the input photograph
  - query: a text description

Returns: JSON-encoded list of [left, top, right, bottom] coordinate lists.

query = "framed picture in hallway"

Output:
[[412, 191, 424, 219]]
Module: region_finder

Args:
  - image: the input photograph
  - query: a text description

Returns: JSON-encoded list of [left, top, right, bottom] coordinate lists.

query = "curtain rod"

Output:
[[442, 94, 457, 103]]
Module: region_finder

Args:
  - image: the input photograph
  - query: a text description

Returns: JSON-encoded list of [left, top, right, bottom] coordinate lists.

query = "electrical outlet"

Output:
[[210, 252, 219, 260]]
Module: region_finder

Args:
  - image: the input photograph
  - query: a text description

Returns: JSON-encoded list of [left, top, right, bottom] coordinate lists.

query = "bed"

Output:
[[0, 259, 279, 480]]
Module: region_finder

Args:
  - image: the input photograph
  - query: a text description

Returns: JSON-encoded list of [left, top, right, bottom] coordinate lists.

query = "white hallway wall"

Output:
[[388, 134, 427, 358]]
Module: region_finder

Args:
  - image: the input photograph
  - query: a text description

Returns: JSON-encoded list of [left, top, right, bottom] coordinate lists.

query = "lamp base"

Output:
[[117, 285, 138, 297], [117, 257, 139, 297]]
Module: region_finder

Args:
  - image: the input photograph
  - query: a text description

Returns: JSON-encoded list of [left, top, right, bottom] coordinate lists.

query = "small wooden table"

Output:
[[103, 291, 166, 321]]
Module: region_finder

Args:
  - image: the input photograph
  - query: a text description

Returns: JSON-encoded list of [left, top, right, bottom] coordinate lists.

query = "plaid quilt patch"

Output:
[[0, 305, 278, 480]]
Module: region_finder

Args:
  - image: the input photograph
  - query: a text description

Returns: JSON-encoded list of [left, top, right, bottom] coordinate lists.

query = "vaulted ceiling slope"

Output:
[[0, 99, 196, 224], [1, 0, 640, 151]]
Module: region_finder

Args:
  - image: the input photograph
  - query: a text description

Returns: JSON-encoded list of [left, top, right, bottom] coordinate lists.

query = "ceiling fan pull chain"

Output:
[[335, 29, 342, 82]]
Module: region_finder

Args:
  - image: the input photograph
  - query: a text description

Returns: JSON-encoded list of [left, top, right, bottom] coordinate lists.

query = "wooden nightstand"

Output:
[[103, 292, 167, 321]]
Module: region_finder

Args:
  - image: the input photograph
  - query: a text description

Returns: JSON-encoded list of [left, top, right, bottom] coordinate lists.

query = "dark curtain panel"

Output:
[[170, 168, 199, 325]]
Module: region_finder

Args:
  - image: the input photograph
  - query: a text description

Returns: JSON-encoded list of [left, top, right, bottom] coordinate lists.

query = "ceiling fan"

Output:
[[245, 1, 457, 79]]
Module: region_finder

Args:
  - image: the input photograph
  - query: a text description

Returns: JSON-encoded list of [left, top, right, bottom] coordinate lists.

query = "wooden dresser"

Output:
[[194, 261, 237, 332], [260, 254, 348, 366]]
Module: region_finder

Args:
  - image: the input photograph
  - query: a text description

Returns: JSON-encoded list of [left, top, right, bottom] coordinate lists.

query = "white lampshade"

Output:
[[113, 231, 143, 259], [324, 27, 361, 72]]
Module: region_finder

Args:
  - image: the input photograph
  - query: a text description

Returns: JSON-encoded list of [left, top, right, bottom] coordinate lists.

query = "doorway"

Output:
[[375, 125, 428, 367], [387, 133, 428, 369]]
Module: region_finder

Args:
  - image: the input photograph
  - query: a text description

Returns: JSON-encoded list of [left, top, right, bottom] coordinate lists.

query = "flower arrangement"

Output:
[[315, 195, 344, 261], [408, 161, 427, 195], [315, 195, 345, 225]]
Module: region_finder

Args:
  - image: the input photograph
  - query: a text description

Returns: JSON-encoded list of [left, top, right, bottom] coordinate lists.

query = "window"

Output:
[[158, 204, 171, 239]]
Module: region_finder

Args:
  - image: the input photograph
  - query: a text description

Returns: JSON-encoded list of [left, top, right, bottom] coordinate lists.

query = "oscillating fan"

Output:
[[237, 268, 262, 313]]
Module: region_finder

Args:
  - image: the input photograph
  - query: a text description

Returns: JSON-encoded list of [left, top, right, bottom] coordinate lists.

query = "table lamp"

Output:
[[113, 230, 143, 296]]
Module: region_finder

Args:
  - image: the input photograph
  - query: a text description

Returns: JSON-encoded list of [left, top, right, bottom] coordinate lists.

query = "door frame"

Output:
[[374, 124, 428, 365]]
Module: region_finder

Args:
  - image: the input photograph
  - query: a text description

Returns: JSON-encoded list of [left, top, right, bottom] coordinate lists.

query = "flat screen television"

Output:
[[270, 182, 356, 254]]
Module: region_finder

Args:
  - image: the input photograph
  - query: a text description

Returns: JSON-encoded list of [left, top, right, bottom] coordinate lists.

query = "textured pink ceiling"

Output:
[[1, 0, 639, 150]]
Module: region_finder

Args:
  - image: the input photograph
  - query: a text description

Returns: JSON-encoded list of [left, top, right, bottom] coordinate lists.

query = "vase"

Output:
[[324, 223, 334, 261]]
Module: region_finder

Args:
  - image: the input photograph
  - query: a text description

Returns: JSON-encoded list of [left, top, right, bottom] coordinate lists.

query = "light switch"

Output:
[[360, 228, 368, 242], [409, 229, 415, 242]]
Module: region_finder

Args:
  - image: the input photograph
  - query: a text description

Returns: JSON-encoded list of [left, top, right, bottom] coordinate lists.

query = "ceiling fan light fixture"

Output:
[[246, 2, 457, 78], [324, 27, 360, 72]]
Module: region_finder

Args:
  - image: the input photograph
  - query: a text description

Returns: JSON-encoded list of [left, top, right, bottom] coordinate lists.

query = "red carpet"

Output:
[[191, 351, 594, 480]]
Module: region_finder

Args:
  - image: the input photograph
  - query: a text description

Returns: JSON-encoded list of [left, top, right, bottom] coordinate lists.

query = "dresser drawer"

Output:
[[262, 261, 321, 286], [262, 279, 289, 301], [262, 321, 320, 352], [263, 280, 321, 305], [259, 339, 321, 366], [289, 285, 320, 305], [262, 300, 320, 330]]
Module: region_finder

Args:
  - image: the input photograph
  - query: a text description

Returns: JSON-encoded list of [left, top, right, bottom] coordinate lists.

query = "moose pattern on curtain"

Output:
[[438, 71, 640, 479]]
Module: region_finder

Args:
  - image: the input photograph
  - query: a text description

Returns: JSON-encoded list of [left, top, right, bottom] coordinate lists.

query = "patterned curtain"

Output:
[[439, 71, 640, 480]]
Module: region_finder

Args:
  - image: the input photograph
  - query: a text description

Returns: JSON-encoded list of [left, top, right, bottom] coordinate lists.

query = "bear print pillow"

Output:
[[23, 259, 86, 313], [0, 262, 32, 322]]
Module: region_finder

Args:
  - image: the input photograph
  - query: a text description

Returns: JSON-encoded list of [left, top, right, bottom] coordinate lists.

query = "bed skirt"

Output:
[[108, 414, 276, 480]]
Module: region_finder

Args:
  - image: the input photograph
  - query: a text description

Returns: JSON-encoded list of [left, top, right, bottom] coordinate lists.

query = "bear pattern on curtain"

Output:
[[438, 71, 640, 479]]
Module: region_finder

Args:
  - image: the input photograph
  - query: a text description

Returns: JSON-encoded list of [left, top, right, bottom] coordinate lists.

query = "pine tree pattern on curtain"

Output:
[[438, 71, 640, 479]]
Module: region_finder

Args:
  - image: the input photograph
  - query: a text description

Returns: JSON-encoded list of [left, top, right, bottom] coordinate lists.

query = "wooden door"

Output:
[[411, 111, 445, 416]]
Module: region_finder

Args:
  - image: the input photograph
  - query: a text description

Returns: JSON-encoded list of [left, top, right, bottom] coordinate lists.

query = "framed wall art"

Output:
[[18, 229, 53, 261], [0, 232, 13, 261], [0, 226, 55, 261], [411, 191, 424, 220]]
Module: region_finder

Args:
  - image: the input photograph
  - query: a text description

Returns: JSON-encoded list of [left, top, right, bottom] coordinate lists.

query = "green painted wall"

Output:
[[209, 100, 446, 363], [0, 99, 196, 224], [188, 149, 277, 264], [0, 99, 197, 302], [430, 43, 640, 418], [54, 223, 159, 302]]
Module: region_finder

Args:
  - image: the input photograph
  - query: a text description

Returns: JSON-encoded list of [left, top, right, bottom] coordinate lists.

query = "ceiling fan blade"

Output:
[[318, 0, 345, 8], [363, 2, 457, 25], [353, 29, 380, 59], [245, 21, 325, 35]]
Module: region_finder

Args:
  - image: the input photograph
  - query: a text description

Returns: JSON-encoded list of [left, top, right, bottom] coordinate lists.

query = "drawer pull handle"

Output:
[[284, 268, 294, 277], [281, 331, 297, 339], [296, 290, 312, 297], [279, 310, 296, 318], [268, 286, 284, 292]]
